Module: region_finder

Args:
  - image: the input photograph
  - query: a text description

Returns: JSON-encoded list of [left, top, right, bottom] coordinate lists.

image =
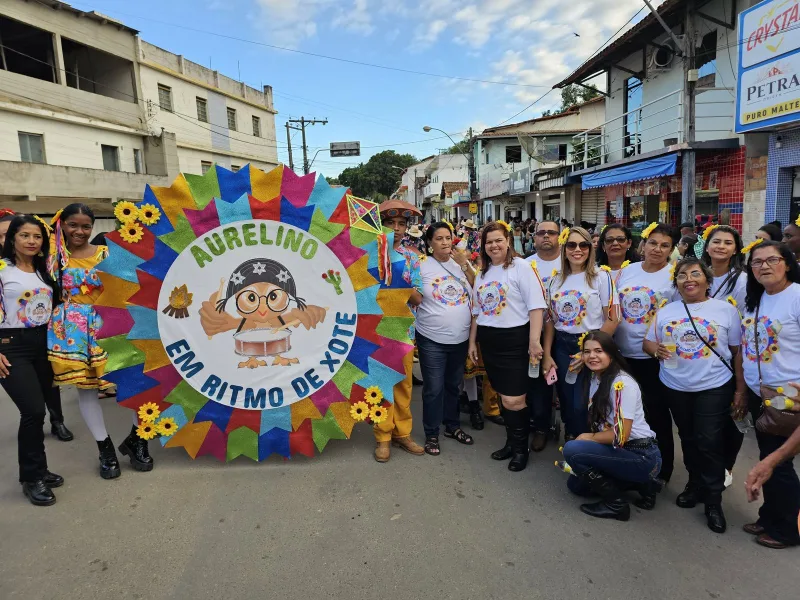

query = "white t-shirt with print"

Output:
[[589, 373, 655, 440], [472, 257, 546, 328], [416, 256, 472, 344], [741, 283, 800, 395], [710, 270, 747, 309], [548, 269, 616, 334], [526, 254, 561, 290], [645, 298, 740, 392], [0, 264, 54, 329], [614, 263, 676, 359]]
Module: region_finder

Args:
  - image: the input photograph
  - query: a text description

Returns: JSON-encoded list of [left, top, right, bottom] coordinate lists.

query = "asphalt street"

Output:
[[0, 374, 798, 600]]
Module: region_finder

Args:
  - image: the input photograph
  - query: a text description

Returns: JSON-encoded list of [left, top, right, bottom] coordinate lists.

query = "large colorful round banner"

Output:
[[96, 165, 415, 461]]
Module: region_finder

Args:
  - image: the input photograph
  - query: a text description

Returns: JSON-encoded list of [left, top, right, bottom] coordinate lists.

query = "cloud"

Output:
[[332, 0, 375, 35], [255, 0, 327, 47]]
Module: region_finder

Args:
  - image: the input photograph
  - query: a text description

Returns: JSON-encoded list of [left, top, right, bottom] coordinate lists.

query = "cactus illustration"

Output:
[[322, 269, 343, 295]]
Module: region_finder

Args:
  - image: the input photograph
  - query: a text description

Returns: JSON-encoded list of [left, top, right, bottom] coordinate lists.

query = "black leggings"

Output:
[[0, 327, 53, 483]]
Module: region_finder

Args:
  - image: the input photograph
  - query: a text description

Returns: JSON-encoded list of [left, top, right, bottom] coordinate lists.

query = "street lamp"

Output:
[[423, 125, 476, 222]]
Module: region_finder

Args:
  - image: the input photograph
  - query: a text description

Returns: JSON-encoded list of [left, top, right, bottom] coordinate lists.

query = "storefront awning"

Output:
[[581, 153, 678, 190]]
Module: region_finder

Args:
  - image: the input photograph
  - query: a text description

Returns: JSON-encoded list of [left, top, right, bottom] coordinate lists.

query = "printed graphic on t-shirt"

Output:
[[551, 290, 586, 327], [432, 275, 468, 306], [620, 286, 660, 324], [476, 281, 508, 316], [665, 317, 719, 359], [17, 288, 52, 327], [742, 316, 781, 363]]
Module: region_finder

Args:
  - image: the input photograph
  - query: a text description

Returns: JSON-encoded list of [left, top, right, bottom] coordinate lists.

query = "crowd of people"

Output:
[[0, 201, 799, 551]]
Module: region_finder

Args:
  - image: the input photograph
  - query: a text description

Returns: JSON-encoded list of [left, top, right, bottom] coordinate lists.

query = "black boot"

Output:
[[633, 479, 663, 510], [22, 480, 56, 506], [96, 437, 121, 480], [119, 425, 155, 472], [705, 503, 727, 534], [468, 401, 484, 430], [51, 421, 74, 442], [491, 407, 513, 461], [676, 482, 700, 508], [507, 407, 530, 472], [459, 392, 470, 414], [578, 470, 631, 521]]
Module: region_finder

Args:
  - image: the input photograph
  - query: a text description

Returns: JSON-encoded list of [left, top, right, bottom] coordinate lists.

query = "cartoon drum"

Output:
[[233, 328, 292, 357]]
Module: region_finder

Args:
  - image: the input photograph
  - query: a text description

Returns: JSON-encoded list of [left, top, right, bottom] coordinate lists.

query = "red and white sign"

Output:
[[742, 0, 800, 69]]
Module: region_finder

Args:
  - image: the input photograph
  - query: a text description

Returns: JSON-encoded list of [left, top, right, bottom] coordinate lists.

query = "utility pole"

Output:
[[681, 0, 697, 224], [285, 122, 295, 172], [287, 117, 328, 175], [467, 126, 477, 205]]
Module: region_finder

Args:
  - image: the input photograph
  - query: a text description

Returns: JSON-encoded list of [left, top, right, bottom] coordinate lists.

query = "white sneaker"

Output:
[[724, 469, 733, 488]]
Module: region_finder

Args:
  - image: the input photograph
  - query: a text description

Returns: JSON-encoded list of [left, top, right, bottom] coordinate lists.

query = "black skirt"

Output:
[[477, 323, 530, 396]]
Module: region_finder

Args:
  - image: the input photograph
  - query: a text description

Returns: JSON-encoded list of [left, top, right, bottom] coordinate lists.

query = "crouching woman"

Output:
[[562, 331, 662, 521]]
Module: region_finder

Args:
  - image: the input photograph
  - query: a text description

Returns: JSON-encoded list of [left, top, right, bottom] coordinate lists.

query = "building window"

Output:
[[158, 85, 173, 112], [201, 160, 213, 174], [133, 148, 144, 174], [558, 144, 568, 162], [252, 116, 261, 137], [231, 165, 241, 172], [102, 145, 120, 171], [624, 76, 643, 157], [505, 145, 522, 163], [697, 30, 718, 88], [196, 98, 208, 123], [18, 132, 45, 164], [227, 108, 237, 131]]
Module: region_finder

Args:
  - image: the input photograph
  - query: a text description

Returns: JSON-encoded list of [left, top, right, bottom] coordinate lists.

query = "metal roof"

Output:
[[42, 2, 139, 34]]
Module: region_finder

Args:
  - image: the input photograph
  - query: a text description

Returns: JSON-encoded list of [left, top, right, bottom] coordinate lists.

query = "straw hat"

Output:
[[407, 224, 423, 238], [463, 218, 477, 229], [379, 199, 422, 218]]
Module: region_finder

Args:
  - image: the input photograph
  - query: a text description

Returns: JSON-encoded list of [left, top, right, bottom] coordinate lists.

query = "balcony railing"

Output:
[[572, 87, 735, 169]]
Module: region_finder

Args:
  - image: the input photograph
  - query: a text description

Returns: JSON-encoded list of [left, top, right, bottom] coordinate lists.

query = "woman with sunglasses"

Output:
[[596, 224, 639, 279], [739, 241, 800, 549], [543, 227, 619, 441], [644, 258, 744, 534], [614, 223, 677, 485], [468, 221, 546, 472]]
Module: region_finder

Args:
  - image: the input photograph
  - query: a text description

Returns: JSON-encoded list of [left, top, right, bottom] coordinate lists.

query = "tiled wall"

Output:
[[602, 148, 746, 230], [765, 129, 800, 226]]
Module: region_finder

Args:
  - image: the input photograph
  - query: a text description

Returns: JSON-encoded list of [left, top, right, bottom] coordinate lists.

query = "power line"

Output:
[[64, 2, 551, 89]]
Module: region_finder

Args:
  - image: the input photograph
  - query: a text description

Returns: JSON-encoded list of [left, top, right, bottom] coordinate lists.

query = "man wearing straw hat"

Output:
[[374, 199, 426, 462]]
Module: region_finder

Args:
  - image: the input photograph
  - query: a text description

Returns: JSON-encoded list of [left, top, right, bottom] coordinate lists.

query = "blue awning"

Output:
[[581, 154, 678, 190]]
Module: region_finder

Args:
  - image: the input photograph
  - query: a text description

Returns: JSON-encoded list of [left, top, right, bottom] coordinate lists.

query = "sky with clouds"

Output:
[[71, 0, 654, 176]]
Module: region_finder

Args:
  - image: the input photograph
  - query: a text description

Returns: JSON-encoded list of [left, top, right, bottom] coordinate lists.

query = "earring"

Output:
[[38, 251, 44, 257]]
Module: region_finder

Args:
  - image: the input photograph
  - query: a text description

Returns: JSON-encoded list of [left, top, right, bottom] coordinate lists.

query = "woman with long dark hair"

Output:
[[755, 223, 782, 242], [614, 223, 677, 484], [596, 223, 639, 278], [644, 258, 745, 534], [562, 331, 662, 521], [0, 215, 64, 505], [416, 222, 476, 455], [48, 203, 154, 479], [468, 221, 546, 471], [739, 241, 800, 548], [542, 227, 619, 441]]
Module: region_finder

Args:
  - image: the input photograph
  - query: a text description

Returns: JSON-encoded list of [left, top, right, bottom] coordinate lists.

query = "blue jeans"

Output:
[[553, 331, 588, 436], [416, 333, 468, 437], [564, 440, 662, 486]]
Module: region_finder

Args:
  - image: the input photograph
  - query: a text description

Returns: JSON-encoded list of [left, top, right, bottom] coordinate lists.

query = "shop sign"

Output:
[[508, 168, 531, 196], [469, 203, 478, 214], [737, 0, 800, 132]]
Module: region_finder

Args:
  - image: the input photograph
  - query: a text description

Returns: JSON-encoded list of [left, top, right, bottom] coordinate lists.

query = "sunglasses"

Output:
[[535, 230, 559, 237], [565, 241, 591, 250], [604, 236, 628, 245]]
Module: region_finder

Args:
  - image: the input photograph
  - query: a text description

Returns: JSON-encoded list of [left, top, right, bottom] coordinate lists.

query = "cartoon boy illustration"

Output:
[[199, 258, 327, 368]]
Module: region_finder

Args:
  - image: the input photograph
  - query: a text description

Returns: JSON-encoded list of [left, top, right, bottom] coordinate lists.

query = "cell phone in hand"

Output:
[[545, 366, 558, 385]]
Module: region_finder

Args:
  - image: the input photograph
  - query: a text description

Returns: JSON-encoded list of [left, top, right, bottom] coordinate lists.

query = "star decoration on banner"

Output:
[[277, 269, 291, 283], [230, 271, 245, 285], [347, 195, 382, 235], [252, 262, 267, 275]]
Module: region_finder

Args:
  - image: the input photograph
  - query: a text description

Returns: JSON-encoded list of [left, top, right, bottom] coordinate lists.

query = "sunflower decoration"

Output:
[[726, 295, 738, 307], [613, 380, 625, 391], [701, 347, 712, 358], [702, 224, 720, 241], [558, 227, 570, 245], [442, 219, 455, 232], [620, 260, 631, 269], [741, 238, 764, 255], [156, 417, 177, 437], [599, 265, 612, 272], [369, 405, 387, 424], [796, 214, 800, 227], [350, 401, 370, 422], [138, 402, 161, 423], [114, 201, 139, 223], [0, 259, 6, 271], [530, 260, 538, 271], [577, 331, 588, 349], [640, 222, 658, 239], [22, 290, 33, 300], [495, 219, 512, 232], [138, 203, 162, 226], [119, 222, 144, 244], [137, 422, 158, 440], [364, 386, 384, 405], [551, 268, 558, 278]]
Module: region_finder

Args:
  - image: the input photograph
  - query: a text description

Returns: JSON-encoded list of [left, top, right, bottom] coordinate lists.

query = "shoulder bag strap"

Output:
[[681, 302, 734, 374], [754, 301, 763, 383], [709, 269, 736, 299]]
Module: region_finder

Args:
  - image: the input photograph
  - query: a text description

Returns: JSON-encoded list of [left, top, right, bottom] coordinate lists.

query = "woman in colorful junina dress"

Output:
[[48, 203, 154, 479]]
